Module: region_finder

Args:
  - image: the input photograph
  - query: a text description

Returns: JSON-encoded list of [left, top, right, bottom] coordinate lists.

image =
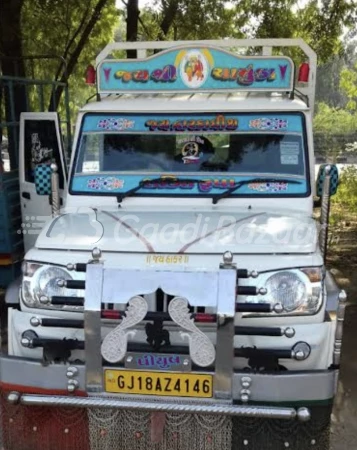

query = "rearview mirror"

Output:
[[316, 164, 339, 197], [34, 163, 52, 195]]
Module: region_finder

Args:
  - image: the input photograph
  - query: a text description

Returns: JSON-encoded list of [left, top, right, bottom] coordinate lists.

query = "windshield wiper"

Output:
[[211, 178, 302, 205], [117, 177, 207, 204]]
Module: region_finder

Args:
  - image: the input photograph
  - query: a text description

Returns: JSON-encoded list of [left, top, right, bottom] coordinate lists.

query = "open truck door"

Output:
[[19, 112, 68, 252]]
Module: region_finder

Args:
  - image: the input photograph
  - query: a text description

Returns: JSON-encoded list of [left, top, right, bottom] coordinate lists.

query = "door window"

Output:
[[24, 119, 65, 189]]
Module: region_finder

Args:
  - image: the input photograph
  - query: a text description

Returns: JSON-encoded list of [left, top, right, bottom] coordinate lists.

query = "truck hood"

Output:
[[37, 208, 318, 254], [36, 210, 317, 254]]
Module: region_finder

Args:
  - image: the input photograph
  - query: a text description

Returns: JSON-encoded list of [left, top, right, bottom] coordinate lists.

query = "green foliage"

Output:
[[340, 63, 357, 111], [135, 0, 353, 62], [313, 103, 357, 161], [292, 1, 345, 63], [314, 103, 357, 135], [332, 165, 357, 211], [21, 0, 119, 125], [138, 0, 246, 41], [315, 55, 351, 108]]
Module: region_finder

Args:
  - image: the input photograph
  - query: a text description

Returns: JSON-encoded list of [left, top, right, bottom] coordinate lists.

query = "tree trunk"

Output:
[[126, 0, 139, 58], [0, 0, 26, 170], [49, 0, 109, 111], [159, 0, 179, 38]]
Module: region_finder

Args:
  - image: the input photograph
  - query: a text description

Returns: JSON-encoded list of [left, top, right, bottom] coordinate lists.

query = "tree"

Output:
[[129, 0, 355, 61], [125, 0, 140, 58], [0, 0, 26, 77], [314, 103, 357, 162], [21, 0, 118, 111], [0, 0, 27, 169]]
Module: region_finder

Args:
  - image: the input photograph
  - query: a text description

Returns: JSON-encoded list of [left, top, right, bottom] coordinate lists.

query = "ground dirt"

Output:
[[328, 220, 357, 450]]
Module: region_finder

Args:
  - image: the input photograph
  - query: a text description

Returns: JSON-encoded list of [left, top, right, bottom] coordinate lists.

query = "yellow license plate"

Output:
[[146, 255, 189, 264], [104, 369, 213, 398]]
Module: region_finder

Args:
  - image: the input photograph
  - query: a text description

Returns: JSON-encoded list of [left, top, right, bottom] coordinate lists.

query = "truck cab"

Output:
[[3, 39, 344, 450]]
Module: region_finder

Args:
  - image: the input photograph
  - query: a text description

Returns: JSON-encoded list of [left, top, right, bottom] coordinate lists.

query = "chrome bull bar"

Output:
[[7, 391, 310, 421], [84, 258, 237, 399]]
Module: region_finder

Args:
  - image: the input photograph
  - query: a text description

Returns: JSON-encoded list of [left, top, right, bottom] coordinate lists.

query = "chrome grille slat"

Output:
[[163, 293, 168, 312]]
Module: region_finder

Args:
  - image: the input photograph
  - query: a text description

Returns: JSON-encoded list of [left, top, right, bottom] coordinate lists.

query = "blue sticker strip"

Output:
[[72, 174, 307, 196], [97, 46, 294, 93], [82, 113, 302, 133]]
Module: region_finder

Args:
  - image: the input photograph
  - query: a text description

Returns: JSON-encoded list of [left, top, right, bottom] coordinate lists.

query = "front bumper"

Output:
[[1, 261, 346, 449], [0, 356, 336, 450], [0, 355, 338, 405]]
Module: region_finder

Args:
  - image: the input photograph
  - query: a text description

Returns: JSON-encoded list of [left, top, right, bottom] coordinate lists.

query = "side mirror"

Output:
[[316, 164, 339, 197], [34, 163, 52, 195]]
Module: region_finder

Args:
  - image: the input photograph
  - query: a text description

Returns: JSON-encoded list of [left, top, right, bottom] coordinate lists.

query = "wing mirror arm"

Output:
[[315, 164, 339, 263], [50, 163, 60, 217], [34, 161, 61, 217]]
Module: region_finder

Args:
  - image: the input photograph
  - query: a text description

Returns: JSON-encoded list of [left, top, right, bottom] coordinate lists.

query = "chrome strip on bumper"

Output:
[[7, 391, 310, 421]]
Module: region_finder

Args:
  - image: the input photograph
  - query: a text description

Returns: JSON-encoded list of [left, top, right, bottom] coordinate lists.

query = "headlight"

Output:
[[22, 262, 84, 310], [266, 271, 306, 312], [242, 268, 323, 316]]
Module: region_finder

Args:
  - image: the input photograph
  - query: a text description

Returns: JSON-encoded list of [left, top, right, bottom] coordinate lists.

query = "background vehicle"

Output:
[[1, 39, 345, 450]]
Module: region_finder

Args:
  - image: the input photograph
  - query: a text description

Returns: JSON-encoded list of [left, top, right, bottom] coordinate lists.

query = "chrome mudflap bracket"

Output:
[[7, 391, 310, 422]]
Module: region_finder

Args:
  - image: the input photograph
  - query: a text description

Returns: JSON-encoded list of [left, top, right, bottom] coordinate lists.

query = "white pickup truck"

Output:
[[3, 39, 344, 450]]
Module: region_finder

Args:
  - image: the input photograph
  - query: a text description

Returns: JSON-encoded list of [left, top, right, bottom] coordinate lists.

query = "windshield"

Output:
[[71, 113, 309, 197]]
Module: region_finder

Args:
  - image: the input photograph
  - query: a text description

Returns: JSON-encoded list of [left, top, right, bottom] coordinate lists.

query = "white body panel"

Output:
[[36, 207, 318, 255]]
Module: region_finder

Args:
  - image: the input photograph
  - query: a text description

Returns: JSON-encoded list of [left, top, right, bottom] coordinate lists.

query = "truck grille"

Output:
[[102, 289, 206, 314]]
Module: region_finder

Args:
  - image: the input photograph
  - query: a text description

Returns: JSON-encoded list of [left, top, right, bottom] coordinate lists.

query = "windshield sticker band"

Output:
[[72, 174, 305, 195], [249, 118, 288, 131], [83, 113, 302, 133], [87, 177, 125, 190], [248, 182, 288, 192]]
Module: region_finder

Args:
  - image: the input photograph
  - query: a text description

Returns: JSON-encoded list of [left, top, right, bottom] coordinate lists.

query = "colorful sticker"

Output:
[[248, 181, 288, 192], [145, 115, 238, 132], [98, 47, 294, 93], [31, 133, 53, 163], [249, 118, 288, 131], [180, 50, 209, 88], [97, 118, 135, 131], [177, 136, 205, 145], [87, 177, 124, 190], [141, 178, 236, 192], [181, 141, 202, 164]]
